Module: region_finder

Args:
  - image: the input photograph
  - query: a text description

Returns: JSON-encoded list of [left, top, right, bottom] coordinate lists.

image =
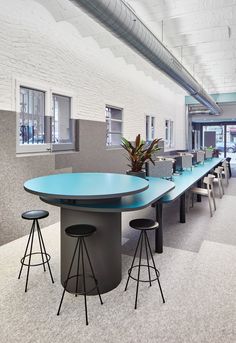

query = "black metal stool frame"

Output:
[[57, 236, 103, 325], [125, 229, 165, 309], [18, 218, 54, 292]]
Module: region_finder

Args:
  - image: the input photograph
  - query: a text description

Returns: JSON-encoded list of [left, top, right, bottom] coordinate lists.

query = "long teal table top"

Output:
[[24, 173, 149, 200], [161, 157, 222, 203], [41, 177, 175, 212]]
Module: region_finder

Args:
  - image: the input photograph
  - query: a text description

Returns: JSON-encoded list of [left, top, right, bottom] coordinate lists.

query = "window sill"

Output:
[[16, 150, 78, 158], [165, 146, 175, 151], [106, 146, 123, 151]]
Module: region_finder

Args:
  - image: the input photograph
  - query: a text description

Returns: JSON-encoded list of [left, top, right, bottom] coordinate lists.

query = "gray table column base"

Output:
[[61, 208, 121, 294]]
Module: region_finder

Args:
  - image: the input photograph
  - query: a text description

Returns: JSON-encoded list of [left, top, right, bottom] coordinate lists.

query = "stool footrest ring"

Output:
[[20, 252, 51, 267], [63, 274, 98, 295], [128, 264, 160, 283]]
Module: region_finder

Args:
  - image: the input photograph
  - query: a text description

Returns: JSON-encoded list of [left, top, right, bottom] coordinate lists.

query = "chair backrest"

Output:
[[222, 160, 229, 177], [208, 173, 215, 179], [203, 175, 214, 191], [222, 160, 227, 167], [214, 167, 223, 179]]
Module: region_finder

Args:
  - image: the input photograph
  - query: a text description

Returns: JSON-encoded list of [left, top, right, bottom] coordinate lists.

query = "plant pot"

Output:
[[126, 170, 146, 179]]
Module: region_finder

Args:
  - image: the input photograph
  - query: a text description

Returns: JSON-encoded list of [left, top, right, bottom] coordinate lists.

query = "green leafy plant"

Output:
[[121, 134, 162, 172], [203, 145, 215, 151]]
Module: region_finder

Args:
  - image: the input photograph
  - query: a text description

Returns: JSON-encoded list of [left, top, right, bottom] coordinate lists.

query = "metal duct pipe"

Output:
[[70, 0, 222, 115], [189, 110, 211, 115]]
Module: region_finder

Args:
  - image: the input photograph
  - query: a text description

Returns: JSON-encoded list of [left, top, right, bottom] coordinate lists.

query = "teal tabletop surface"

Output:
[[41, 177, 175, 212], [161, 157, 222, 203], [24, 172, 149, 200]]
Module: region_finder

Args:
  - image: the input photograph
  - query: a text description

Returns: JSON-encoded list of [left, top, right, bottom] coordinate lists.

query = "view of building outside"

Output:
[[203, 124, 236, 164]]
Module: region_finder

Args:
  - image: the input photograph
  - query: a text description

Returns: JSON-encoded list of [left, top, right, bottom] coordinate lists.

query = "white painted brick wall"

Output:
[[0, 0, 186, 150]]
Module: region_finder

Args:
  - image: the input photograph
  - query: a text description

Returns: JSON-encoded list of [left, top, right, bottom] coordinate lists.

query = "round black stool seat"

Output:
[[129, 218, 159, 231], [65, 224, 96, 238], [21, 210, 49, 220]]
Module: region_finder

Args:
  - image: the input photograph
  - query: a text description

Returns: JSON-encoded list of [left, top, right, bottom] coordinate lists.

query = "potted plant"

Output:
[[121, 134, 162, 178], [212, 148, 220, 158]]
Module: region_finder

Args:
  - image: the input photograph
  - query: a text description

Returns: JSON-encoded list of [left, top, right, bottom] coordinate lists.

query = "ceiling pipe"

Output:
[[70, 0, 222, 115], [189, 110, 211, 115]]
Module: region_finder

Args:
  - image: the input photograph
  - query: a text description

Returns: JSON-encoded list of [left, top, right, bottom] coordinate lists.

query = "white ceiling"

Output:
[[36, 0, 236, 94]]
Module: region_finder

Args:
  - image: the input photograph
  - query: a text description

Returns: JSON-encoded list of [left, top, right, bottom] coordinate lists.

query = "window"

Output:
[[165, 119, 174, 148], [146, 115, 155, 141], [17, 84, 75, 153], [18, 86, 50, 153], [106, 106, 123, 147], [52, 94, 74, 151]]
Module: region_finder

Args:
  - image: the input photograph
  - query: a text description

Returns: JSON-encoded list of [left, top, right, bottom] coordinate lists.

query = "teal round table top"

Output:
[[24, 173, 149, 200]]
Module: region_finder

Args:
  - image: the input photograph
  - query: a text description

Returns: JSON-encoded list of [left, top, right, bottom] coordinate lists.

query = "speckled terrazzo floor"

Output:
[[1, 179, 236, 343]]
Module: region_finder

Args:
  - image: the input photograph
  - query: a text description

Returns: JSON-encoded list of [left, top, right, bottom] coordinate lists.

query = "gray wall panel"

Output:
[[0, 111, 126, 245], [55, 119, 126, 173]]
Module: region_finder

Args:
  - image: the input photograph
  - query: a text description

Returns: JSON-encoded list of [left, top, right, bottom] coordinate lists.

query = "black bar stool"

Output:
[[125, 218, 165, 309], [57, 224, 103, 325], [18, 210, 54, 292]]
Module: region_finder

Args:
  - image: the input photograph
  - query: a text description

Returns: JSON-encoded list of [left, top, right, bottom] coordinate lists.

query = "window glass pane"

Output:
[[146, 115, 149, 140], [52, 94, 71, 144], [170, 121, 174, 146], [111, 133, 122, 146], [19, 87, 45, 145], [110, 120, 122, 133], [151, 116, 155, 139], [106, 106, 122, 146], [111, 108, 122, 120], [146, 115, 156, 141], [165, 120, 169, 142], [106, 133, 122, 146]]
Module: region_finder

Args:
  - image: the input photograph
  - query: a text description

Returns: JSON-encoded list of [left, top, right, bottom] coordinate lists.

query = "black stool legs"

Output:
[[125, 230, 165, 309], [18, 218, 54, 292], [57, 238, 80, 317], [57, 236, 103, 325]]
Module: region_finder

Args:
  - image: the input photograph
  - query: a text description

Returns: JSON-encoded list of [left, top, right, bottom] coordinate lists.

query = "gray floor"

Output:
[[1, 178, 236, 342]]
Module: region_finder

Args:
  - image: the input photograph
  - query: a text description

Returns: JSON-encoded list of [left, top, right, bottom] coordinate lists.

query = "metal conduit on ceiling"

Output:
[[70, 0, 222, 115]]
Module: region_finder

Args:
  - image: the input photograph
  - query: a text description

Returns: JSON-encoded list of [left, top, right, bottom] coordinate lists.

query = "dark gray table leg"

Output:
[[197, 179, 202, 202], [155, 201, 163, 254], [180, 193, 186, 223]]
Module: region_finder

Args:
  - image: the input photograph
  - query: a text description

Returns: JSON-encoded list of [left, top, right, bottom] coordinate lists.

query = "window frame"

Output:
[[146, 115, 156, 141], [51, 90, 75, 152], [105, 105, 123, 148], [165, 119, 174, 148], [15, 79, 76, 154], [16, 80, 51, 154]]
